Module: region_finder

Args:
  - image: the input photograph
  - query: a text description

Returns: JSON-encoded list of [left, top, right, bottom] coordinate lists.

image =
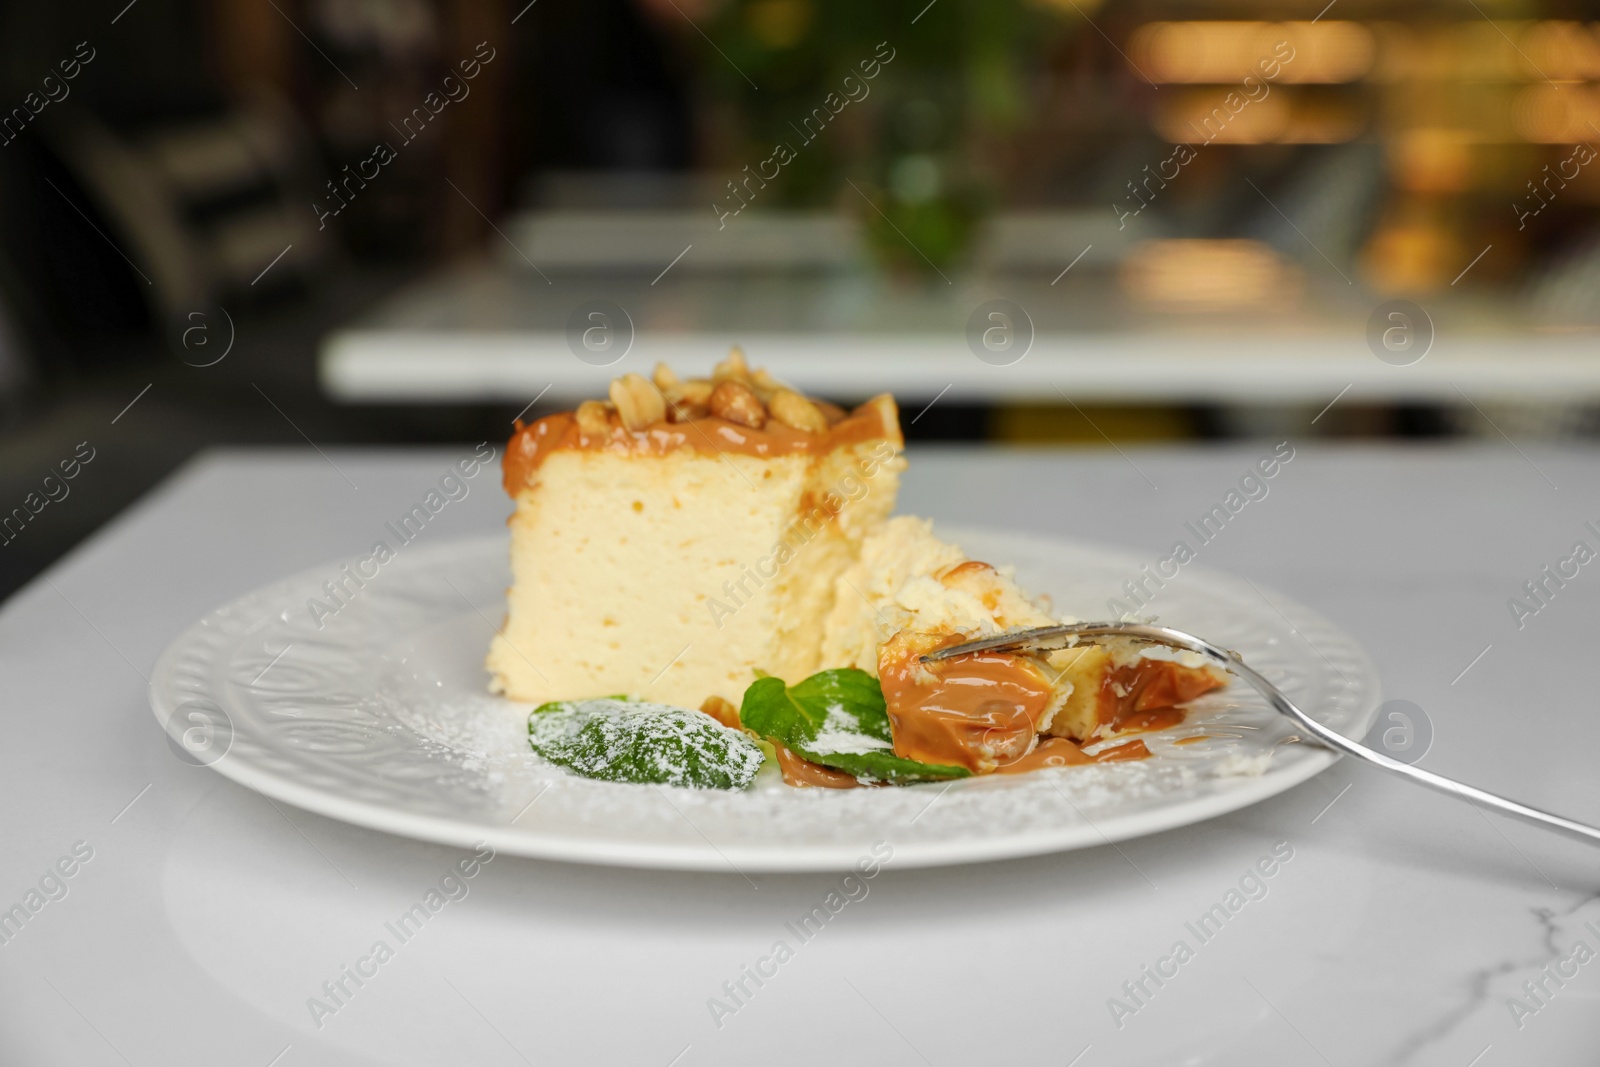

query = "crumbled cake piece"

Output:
[[820, 517, 1226, 744]]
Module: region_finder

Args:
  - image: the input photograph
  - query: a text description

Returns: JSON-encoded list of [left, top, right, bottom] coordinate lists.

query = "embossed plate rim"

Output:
[[148, 530, 1382, 872]]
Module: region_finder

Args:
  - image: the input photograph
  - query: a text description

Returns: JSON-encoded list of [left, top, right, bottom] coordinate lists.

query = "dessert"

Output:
[[493, 352, 1227, 789], [821, 516, 1229, 775], [490, 348, 903, 709]]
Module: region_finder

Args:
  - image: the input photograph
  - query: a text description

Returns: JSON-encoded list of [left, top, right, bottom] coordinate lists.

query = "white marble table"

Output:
[[2, 444, 1598, 1066]]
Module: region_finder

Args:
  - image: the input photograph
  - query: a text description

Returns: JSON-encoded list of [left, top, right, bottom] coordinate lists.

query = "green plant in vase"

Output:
[[862, 89, 987, 278], [701, 0, 1053, 277]]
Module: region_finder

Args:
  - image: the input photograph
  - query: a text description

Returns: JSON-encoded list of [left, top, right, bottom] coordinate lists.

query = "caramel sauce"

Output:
[[878, 633, 1056, 774], [996, 736, 1095, 773], [875, 636, 1218, 779], [502, 396, 897, 495], [1111, 703, 1189, 734], [774, 744, 861, 789], [996, 735, 1154, 773], [698, 696, 742, 731], [1094, 738, 1152, 762], [502, 412, 575, 496], [940, 561, 995, 582], [1100, 660, 1225, 731]]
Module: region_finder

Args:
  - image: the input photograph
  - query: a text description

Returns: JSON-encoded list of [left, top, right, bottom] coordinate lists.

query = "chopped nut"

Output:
[[712, 345, 751, 384], [768, 388, 828, 433], [664, 378, 713, 422], [609, 373, 667, 432], [665, 400, 705, 423], [677, 379, 713, 405], [575, 400, 613, 436], [814, 399, 847, 425], [652, 362, 682, 394], [708, 379, 767, 428], [749, 368, 784, 402]]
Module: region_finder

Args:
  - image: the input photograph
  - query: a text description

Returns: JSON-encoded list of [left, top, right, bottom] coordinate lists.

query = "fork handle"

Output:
[[1221, 644, 1600, 848], [993, 623, 1600, 848]]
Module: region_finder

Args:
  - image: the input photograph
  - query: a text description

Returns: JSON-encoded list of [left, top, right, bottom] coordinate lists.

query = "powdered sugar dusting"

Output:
[[528, 699, 765, 790], [809, 701, 894, 756], [159, 533, 1380, 869]]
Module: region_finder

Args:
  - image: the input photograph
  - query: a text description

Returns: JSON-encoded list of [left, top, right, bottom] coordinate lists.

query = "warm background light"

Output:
[[1131, 21, 1376, 84], [1152, 91, 1290, 143], [1360, 215, 1466, 295], [1372, 20, 1600, 82], [1152, 92, 1364, 144], [1521, 21, 1600, 80], [1389, 128, 1477, 192], [1512, 84, 1600, 142], [1121, 240, 1301, 310]]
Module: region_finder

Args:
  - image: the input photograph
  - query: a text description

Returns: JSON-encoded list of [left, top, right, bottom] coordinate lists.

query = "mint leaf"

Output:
[[528, 699, 764, 790], [532, 695, 629, 714], [738, 668, 969, 783]]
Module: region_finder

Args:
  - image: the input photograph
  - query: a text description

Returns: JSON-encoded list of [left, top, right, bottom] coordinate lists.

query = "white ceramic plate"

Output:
[[148, 529, 1381, 872]]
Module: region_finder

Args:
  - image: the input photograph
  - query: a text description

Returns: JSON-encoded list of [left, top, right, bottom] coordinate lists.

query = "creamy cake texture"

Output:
[[489, 350, 904, 708], [493, 350, 1226, 785]]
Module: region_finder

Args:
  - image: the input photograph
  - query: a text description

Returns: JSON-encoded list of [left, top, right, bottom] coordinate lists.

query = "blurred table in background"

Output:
[[319, 211, 1600, 409]]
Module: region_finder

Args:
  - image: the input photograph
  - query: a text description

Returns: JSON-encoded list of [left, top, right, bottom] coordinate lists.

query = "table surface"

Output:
[[317, 261, 1600, 406], [4, 443, 1599, 1066]]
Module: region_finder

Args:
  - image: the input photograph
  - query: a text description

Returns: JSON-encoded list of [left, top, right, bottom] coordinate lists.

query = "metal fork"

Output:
[[926, 621, 1600, 847]]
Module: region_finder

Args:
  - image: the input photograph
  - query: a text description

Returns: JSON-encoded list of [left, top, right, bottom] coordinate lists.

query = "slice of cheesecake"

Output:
[[820, 517, 1226, 771], [488, 351, 905, 708]]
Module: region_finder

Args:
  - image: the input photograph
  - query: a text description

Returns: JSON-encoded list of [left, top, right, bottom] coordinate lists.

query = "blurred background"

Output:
[[3, 0, 1600, 599]]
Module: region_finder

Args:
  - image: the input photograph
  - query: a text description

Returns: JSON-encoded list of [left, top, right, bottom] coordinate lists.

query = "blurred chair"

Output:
[[0, 94, 331, 383], [0, 272, 30, 427], [38, 96, 331, 323]]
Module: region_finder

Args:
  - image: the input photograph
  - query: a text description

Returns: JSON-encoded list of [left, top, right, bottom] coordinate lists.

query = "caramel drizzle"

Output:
[[502, 397, 897, 496]]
